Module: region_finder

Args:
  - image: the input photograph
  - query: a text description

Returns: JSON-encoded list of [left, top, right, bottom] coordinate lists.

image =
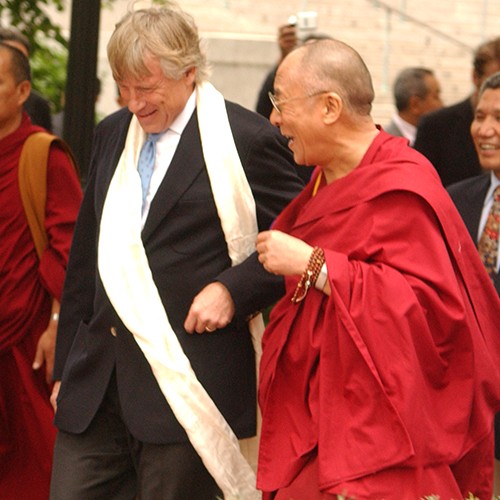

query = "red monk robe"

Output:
[[257, 131, 500, 499], [0, 114, 81, 499]]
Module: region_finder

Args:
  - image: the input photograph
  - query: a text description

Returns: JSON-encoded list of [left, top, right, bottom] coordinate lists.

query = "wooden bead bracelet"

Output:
[[291, 246, 325, 303]]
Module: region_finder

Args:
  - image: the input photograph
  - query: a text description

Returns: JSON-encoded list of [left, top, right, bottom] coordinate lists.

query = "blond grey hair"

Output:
[[107, 3, 210, 84], [297, 39, 375, 116]]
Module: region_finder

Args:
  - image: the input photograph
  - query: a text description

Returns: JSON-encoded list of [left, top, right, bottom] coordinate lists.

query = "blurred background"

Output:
[[1, 0, 498, 177]]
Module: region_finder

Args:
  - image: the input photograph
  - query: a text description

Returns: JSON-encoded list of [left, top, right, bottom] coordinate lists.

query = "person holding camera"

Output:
[[255, 13, 331, 120], [255, 22, 299, 119]]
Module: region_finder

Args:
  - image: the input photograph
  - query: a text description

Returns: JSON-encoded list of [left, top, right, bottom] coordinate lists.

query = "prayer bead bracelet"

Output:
[[291, 246, 325, 303]]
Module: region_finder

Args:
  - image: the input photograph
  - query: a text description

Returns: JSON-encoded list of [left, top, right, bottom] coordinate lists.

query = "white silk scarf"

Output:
[[98, 82, 263, 499]]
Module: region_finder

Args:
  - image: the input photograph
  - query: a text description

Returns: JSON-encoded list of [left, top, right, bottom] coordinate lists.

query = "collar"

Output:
[[166, 90, 196, 137], [485, 172, 500, 203], [392, 113, 416, 146]]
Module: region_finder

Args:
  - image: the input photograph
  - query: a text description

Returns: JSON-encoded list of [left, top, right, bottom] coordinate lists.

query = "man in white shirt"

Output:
[[385, 67, 442, 146]]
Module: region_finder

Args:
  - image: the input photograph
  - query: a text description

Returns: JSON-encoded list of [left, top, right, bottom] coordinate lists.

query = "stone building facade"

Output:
[[54, 0, 500, 125]]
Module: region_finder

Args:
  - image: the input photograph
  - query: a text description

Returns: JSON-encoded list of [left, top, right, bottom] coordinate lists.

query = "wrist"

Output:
[[292, 247, 325, 303], [314, 263, 328, 291]]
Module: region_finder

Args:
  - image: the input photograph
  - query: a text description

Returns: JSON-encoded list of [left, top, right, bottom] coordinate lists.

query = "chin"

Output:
[[292, 152, 305, 165], [479, 158, 500, 171]]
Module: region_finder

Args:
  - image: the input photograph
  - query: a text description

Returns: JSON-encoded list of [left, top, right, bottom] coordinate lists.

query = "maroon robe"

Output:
[[0, 114, 82, 498], [257, 131, 500, 499]]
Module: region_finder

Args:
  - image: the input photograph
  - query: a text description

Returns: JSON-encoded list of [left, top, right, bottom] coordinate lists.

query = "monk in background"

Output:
[[0, 42, 81, 498]]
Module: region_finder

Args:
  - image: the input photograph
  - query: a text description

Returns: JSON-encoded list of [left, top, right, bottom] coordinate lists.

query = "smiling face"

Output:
[[0, 45, 30, 140], [270, 51, 326, 167], [471, 87, 500, 178], [116, 56, 196, 134]]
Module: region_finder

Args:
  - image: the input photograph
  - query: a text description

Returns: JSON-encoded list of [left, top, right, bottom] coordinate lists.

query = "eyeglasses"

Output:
[[268, 90, 331, 113]]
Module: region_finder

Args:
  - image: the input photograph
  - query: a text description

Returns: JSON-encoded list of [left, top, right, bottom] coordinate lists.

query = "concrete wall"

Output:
[[204, 35, 279, 112]]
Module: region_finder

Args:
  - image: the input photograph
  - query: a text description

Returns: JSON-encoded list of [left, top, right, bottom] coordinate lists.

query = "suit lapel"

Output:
[[464, 176, 491, 242], [141, 112, 204, 241], [470, 177, 500, 295], [94, 110, 132, 219], [493, 271, 500, 295]]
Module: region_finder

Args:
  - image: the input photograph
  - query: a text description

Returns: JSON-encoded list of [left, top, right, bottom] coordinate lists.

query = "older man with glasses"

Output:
[[255, 38, 500, 499]]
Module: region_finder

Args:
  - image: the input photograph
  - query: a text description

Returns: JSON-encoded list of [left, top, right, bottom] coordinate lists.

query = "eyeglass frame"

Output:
[[268, 90, 332, 114]]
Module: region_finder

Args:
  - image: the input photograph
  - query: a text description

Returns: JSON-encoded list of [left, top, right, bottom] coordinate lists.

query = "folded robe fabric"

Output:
[[257, 131, 500, 498]]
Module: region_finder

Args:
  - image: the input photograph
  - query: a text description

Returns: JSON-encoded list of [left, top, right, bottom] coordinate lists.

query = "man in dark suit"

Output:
[[414, 36, 500, 186], [49, 6, 303, 500], [384, 67, 442, 146], [447, 70, 500, 494]]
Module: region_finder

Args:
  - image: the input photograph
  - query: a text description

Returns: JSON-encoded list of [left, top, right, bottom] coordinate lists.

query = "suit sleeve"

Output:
[[52, 140, 100, 380], [217, 118, 304, 317], [413, 113, 442, 167]]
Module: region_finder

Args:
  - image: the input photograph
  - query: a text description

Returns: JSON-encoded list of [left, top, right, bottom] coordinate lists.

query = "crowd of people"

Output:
[[1, 2, 500, 499], [414, 37, 500, 186]]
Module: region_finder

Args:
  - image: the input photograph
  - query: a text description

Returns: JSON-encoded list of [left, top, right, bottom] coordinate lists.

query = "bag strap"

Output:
[[18, 132, 77, 258]]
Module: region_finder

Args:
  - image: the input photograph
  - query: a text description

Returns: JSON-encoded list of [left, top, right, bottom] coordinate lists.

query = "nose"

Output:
[[476, 117, 496, 137], [126, 91, 145, 114], [270, 108, 281, 127]]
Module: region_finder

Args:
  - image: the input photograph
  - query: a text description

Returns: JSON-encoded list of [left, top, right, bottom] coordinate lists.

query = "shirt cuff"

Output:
[[314, 262, 328, 291]]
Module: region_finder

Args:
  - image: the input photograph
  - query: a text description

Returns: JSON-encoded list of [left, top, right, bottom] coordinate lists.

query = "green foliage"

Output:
[[0, 0, 170, 112], [30, 45, 67, 112], [0, 0, 67, 54]]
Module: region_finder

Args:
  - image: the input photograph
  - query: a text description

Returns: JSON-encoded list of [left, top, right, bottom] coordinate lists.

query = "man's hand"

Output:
[[50, 381, 61, 413], [33, 318, 57, 384], [184, 282, 236, 334], [256, 230, 313, 276]]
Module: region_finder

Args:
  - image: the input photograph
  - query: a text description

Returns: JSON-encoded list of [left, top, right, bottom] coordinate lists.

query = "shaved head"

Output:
[[283, 39, 375, 116]]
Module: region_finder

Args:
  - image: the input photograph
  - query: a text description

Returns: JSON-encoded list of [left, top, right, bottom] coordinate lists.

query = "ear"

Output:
[[17, 80, 31, 106], [408, 94, 422, 114], [322, 92, 343, 124], [472, 68, 481, 90], [184, 67, 197, 85]]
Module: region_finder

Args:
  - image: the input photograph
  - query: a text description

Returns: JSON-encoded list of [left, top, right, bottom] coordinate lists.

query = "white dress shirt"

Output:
[[141, 90, 196, 226], [392, 113, 417, 146]]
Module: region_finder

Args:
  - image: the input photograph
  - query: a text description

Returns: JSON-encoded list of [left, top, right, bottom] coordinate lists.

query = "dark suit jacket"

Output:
[[447, 174, 500, 293], [24, 90, 53, 132], [414, 97, 482, 187], [255, 65, 277, 119], [53, 102, 304, 444], [447, 174, 500, 458]]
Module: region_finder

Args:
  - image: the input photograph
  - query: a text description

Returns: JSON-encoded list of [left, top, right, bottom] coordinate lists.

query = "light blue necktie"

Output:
[[137, 133, 161, 211]]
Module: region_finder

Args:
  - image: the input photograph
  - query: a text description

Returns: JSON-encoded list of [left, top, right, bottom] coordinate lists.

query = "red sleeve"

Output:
[[318, 192, 477, 482], [38, 144, 82, 300]]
